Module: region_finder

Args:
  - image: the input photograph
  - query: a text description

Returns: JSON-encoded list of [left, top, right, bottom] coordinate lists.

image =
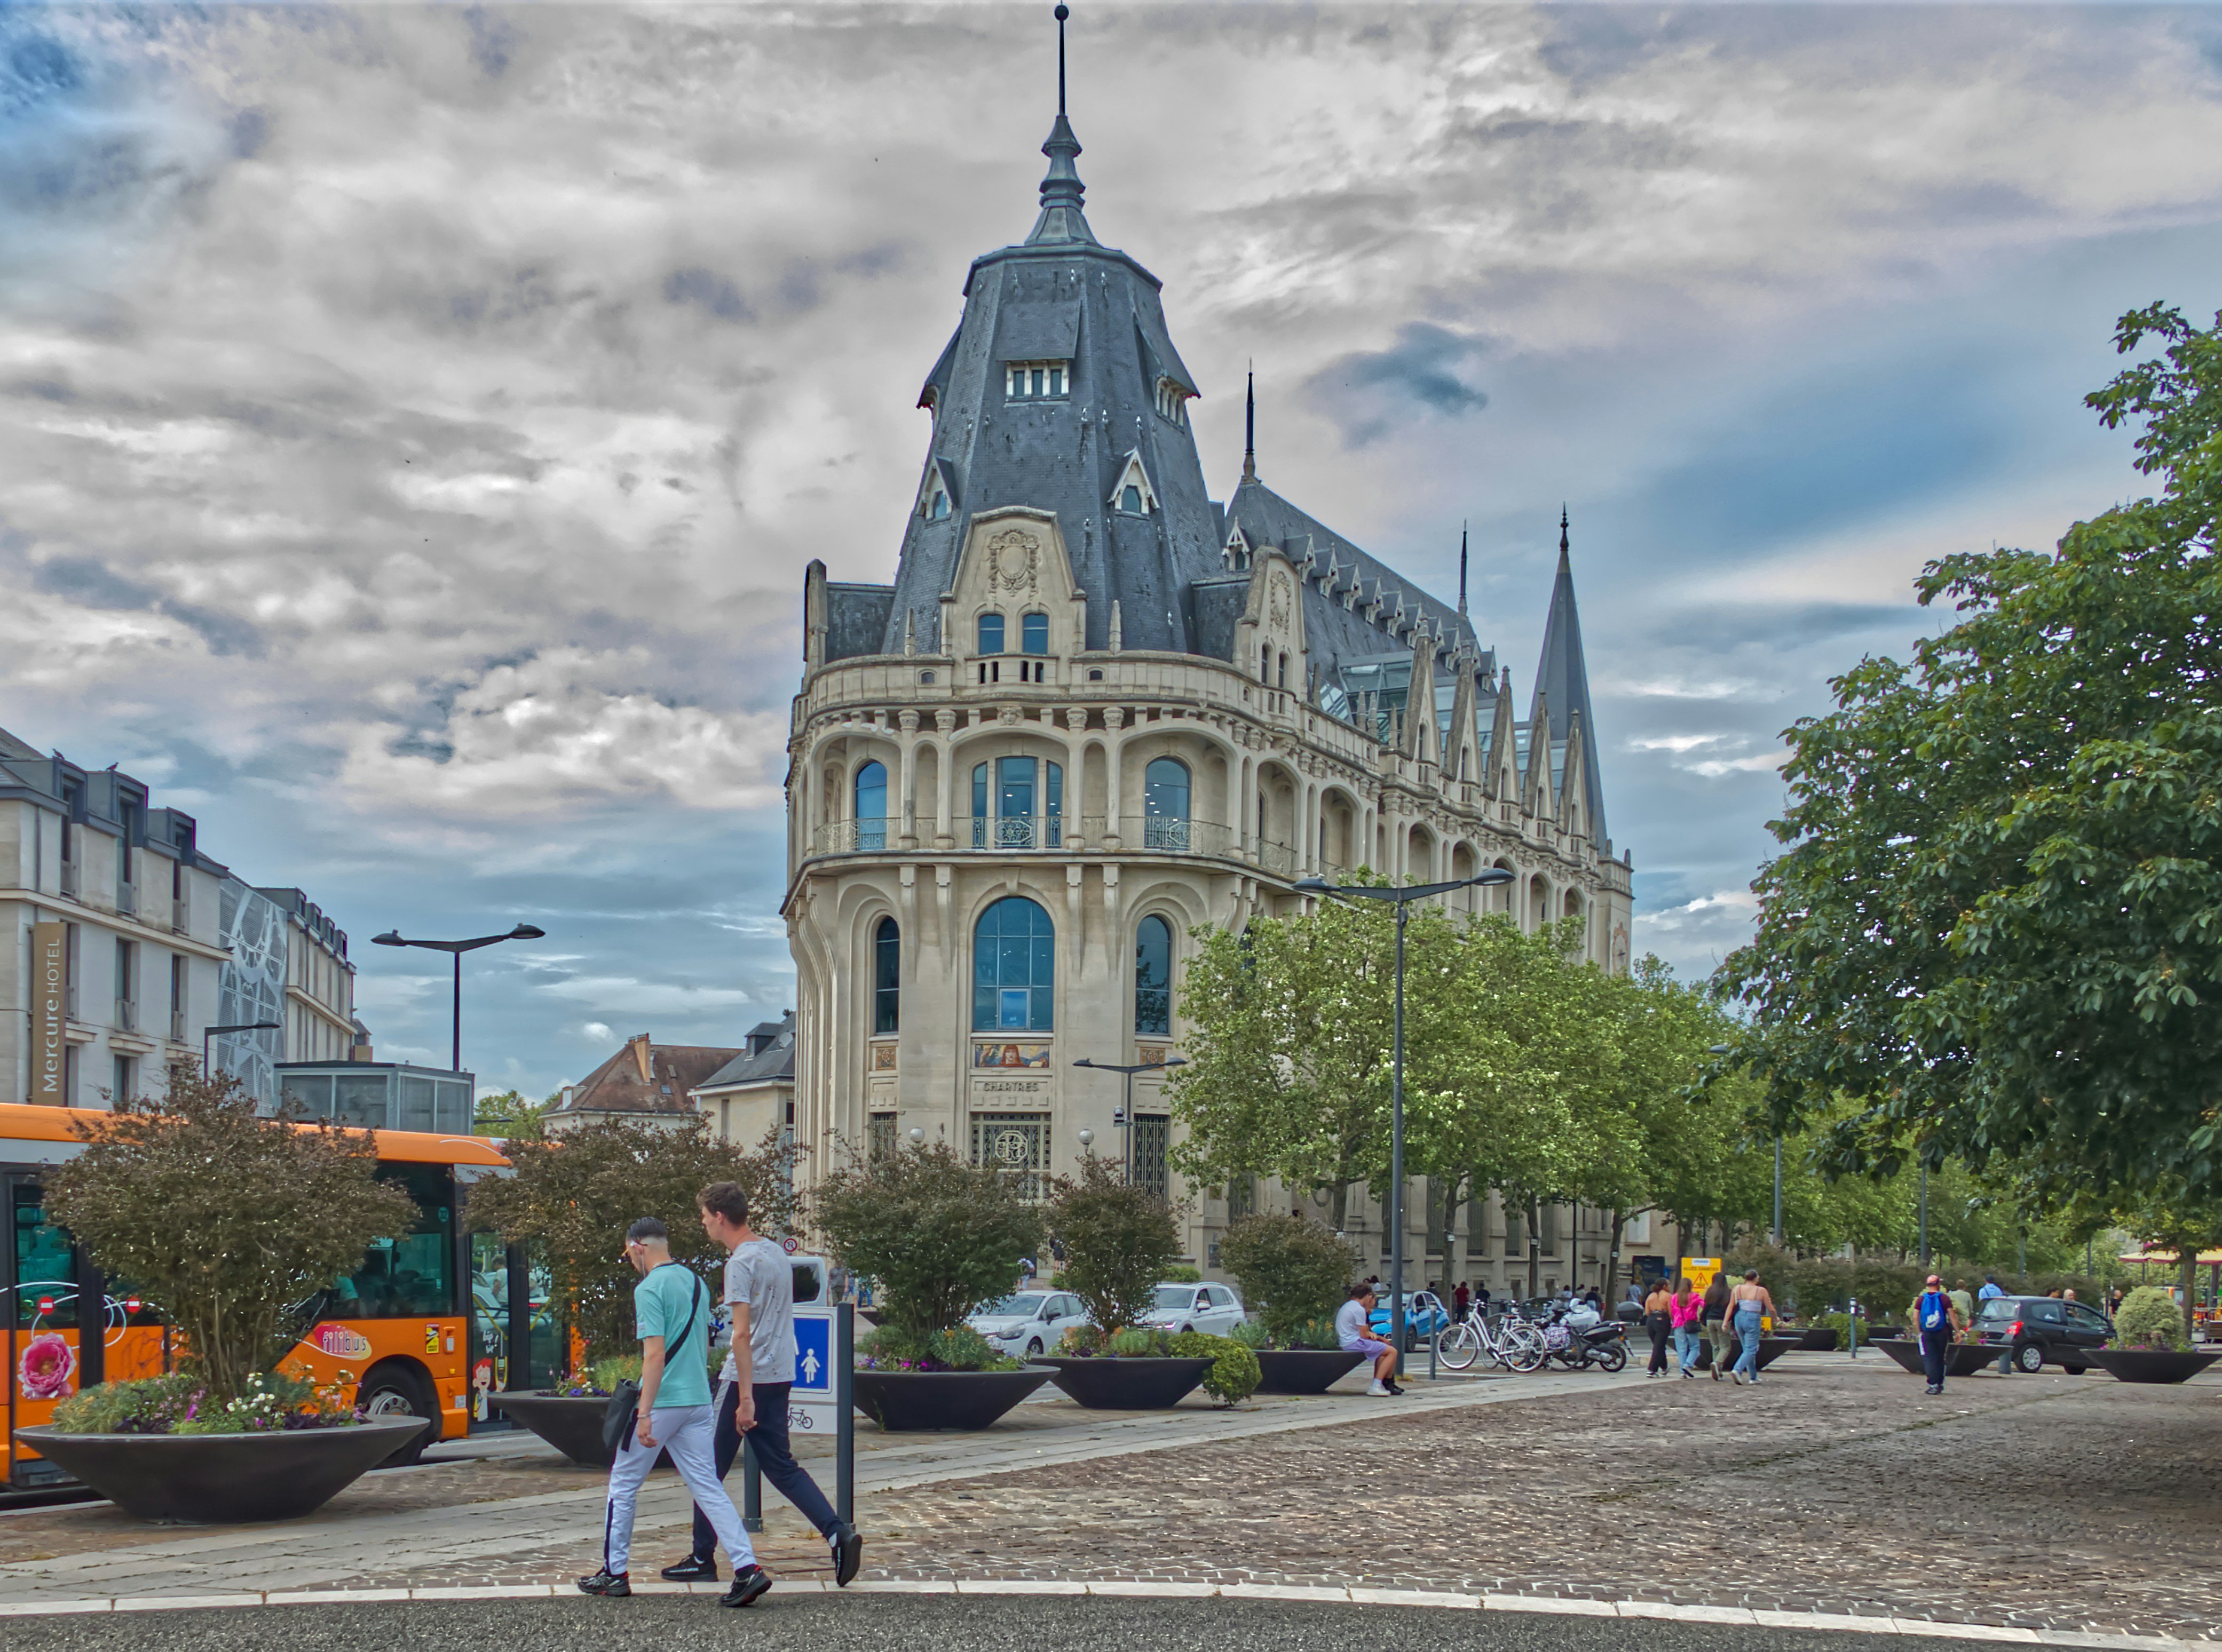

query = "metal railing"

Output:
[[968, 814, 1065, 850], [812, 818, 893, 854], [115, 998, 137, 1034], [59, 859, 79, 898], [804, 810, 1310, 879], [117, 880, 137, 918], [169, 1009, 187, 1043], [171, 894, 190, 935]]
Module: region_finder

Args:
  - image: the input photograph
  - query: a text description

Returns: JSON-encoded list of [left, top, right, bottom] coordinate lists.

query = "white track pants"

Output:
[[601, 1403, 755, 1577]]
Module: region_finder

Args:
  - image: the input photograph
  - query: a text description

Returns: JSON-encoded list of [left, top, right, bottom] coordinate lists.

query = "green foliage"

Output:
[[1286, 1314, 1340, 1351], [1216, 1214, 1357, 1348], [1106, 1327, 1156, 1357], [1718, 303, 2222, 1209], [51, 1369, 355, 1435], [1166, 1331, 1261, 1404], [472, 1087, 558, 1138], [45, 1067, 418, 1404], [810, 1140, 1041, 1345], [857, 1324, 1020, 1373], [1227, 1319, 1271, 1350], [1046, 1155, 1180, 1337], [2115, 1285, 2188, 1351], [468, 1115, 796, 1368], [1161, 1264, 1203, 1284]]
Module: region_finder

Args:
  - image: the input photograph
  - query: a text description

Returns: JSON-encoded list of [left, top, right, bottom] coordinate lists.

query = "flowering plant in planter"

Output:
[[855, 1325, 1022, 1375], [50, 1368, 363, 1435], [2113, 1286, 2189, 1352], [1216, 1213, 1357, 1351]]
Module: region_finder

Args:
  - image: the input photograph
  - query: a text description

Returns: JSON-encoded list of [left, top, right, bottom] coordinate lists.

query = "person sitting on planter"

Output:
[[1336, 1282, 1401, 1397], [579, 1218, 769, 1608], [660, 1181, 863, 1590]]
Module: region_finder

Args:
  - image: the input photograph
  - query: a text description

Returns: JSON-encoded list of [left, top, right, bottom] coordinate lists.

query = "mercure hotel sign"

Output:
[[32, 922, 66, 1102]]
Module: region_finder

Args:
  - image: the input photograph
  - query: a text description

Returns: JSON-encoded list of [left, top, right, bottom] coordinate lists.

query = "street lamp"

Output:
[[1296, 868, 1515, 1360], [1071, 1055, 1187, 1182], [370, 923, 544, 1074], [202, 1021, 281, 1076]]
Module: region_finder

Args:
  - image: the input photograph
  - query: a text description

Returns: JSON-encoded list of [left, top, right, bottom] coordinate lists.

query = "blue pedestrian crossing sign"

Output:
[[793, 1313, 831, 1394]]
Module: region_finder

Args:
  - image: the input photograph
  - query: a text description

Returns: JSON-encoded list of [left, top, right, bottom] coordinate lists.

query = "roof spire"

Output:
[[1559, 504, 1570, 566], [1027, 5, 1097, 245], [1458, 522, 1468, 615], [1242, 361, 1256, 483]]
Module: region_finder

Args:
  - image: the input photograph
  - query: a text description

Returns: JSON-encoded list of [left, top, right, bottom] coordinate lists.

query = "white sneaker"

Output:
[[1367, 1381, 1391, 1396]]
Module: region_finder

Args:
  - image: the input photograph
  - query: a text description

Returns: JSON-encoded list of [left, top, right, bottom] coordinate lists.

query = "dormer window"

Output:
[[1109, 449, 1158, 516], [1155, 377, 1189, 426], [919, 467, 952, 521], [1006, 361, 1069, 399]]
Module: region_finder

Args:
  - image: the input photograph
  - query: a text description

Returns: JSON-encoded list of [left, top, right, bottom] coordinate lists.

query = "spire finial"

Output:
[[1458, 522, 1468, 616], [1026, 4, 1096, 245], [1559, 504, 1570, 562], [1242, 361, 1256, 484]]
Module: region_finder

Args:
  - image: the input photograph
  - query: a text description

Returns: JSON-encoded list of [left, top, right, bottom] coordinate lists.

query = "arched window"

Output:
[[1020, 612, 1049, 655], [854, 761, 887, 851], [977, 613, 1005, 655], [973, 897, 1054, 1031], [1143, 757, 1190, 851], [1135, 915, 1172, 1035], [874, 917, 900, 1035], [971, 757, 1063, 848]]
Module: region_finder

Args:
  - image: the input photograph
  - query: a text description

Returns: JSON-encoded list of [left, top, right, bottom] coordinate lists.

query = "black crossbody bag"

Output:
[[603, 1267, 704, 1456]]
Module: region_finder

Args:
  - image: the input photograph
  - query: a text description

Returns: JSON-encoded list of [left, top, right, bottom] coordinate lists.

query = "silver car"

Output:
[[966, 1290, 1088, 1360], [1140, 1281, 1246, 1337]]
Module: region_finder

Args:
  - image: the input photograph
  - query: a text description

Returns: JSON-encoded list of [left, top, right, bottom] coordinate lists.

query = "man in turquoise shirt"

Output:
[[580, 1218, 769, 1607]]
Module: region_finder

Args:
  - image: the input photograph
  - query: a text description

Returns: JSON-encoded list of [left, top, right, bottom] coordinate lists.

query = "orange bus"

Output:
[[1, 1102, 523, 1490]]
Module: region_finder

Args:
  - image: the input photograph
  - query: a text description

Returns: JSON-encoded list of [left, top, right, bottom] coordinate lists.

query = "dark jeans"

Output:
[[1919, 1328, 1951, 1388], [1646, 1313, 1671, 1374], [690, 1380, 840, 1560]]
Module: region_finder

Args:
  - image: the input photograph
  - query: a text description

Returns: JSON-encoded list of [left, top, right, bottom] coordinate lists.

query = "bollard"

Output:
[[741, 1435, 762, 1533]]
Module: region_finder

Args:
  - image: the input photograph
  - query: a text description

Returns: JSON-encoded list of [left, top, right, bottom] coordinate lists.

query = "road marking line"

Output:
[[112, 1593, 263, 1612]]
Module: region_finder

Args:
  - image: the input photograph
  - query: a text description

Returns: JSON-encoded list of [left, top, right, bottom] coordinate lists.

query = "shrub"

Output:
[[857, 1324, 1019, 1373], [45, 1068, 418, 1404], [1106, 1327, 1157, 1357], [1287, 1314, 1339, 1351], [1163, 1264, 1203, 1284], [1227, 1319, 1270, 1350], [470, 1115, 796, 1370], [2114, 1286, 2187, 1351], [812, 1141, 1042, 1346], [1217, 1214, 1358, 1348], [51, 1369, 356, 1435], [1047, 1157, 1181, 1337], [1167, 1331, 1261, 1404]]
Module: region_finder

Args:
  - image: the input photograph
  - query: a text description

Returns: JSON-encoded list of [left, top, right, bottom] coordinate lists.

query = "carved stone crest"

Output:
[[1268, 569, 1292, 630], [987, 528, 1039, 595]]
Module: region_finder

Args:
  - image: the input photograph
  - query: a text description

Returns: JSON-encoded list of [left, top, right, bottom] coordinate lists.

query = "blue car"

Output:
[[1369, 1291, 1451, 1351]]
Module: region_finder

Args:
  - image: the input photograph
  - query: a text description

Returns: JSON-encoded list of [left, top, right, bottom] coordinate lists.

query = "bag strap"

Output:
[[650, 1264, 705, 1365]]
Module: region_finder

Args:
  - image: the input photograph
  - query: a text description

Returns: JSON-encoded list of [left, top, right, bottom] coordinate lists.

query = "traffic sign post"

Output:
[[740, 1299, 854, 1532]]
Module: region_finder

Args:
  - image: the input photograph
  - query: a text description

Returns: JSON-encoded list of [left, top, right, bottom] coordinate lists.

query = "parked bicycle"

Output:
[[1434, 1305, 1547, 1372]]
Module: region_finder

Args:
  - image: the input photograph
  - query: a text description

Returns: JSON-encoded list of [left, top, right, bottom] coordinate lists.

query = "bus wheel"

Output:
[[357, 1363, 438, 1467]]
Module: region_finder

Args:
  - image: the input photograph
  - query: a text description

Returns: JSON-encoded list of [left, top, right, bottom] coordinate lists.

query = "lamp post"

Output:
[[370, 924, 544, 1074], [202, 1020, 281, 1076], [1071, 1055, 1187, 1183], [1296, 869, 1515, 1361]]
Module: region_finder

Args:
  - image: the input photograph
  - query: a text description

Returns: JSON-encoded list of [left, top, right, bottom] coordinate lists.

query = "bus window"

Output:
[[11, 1188, 76, 1330], [336, 1164, 454, 1318]]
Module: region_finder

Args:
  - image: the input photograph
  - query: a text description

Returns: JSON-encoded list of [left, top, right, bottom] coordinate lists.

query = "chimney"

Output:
[[629, 1035, 653, 1085]]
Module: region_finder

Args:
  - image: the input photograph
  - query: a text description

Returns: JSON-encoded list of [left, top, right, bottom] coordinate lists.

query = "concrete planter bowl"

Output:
[[491, 1393, 624, 1467], [14, 1419, 428, 1525], [1252, 1350, 1366, 1395], [1799, 1327, 1841, 1352], [2086, 1348, 2221, 1385], [1873, 1339, 2002, 1379], [851, 1367, 1051, 1432], [1038, 1355, 1213, 1409]]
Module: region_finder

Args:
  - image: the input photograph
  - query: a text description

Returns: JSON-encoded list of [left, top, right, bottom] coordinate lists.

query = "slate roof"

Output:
[[549, 1036, 741, 1121], [697, 1012, 797, 1092]]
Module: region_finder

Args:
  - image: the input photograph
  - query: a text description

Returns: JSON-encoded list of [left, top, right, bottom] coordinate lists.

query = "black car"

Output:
[[1970, 1294, 2112, 1373]]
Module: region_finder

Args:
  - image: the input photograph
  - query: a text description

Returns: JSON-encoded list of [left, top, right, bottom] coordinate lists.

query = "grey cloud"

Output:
[[1307, 322, 1490, 446], [664, 266, 753, 323]]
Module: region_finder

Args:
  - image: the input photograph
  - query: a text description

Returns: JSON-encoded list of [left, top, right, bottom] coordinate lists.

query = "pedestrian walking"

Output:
[[1643, 1280, 1673, 1376], [1670, 1276, 1703, 1378], [1948, 1278, 1975, 1329], [1913, 1273, 1963, 1395], [1338, 1282, 1402, 1396], [578, 1219, 766, 1607], [1727, 1270, 1774, 1385], [1701, 1274, 1732, 1381], [1453, 1281, 1471, 1324], [661, 1183, 863, 1589]]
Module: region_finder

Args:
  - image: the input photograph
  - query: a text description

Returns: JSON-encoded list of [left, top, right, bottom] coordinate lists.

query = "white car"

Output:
[[1140, 1281, 1246, 1337], [966, 1290, 1089, 1360]]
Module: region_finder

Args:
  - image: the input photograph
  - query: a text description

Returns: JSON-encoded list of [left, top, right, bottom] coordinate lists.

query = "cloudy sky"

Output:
[[6, 3, 2221, 1098]]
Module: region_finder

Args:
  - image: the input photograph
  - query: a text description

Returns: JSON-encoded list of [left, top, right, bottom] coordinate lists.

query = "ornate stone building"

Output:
[[784, 77, 1635, 1284]]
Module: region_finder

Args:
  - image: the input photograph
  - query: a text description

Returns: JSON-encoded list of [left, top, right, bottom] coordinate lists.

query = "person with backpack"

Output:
[[1913, 1273, 1965, 1395], [578, 1218, 768, 1607]]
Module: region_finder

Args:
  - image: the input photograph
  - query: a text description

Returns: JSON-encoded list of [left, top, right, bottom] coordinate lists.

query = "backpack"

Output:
[[1919, 1292, 1947, 1332]]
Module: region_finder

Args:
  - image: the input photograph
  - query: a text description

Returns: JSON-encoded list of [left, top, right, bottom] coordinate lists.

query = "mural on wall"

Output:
[[973, 1043, 1051, 1070], [216, 878, 287, 1106]]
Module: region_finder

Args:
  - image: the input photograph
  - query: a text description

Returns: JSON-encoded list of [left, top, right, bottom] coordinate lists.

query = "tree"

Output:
[[467, 1116, 796, 1366], [810, 1140, 1040, 1347], [473, 1088, 556, 1138], [1216, 1214, 1359, 1347], [45, 1067, 418, 1403], [1046, 1154, 1180, 1336], [1719, 303, 2222, 1211]]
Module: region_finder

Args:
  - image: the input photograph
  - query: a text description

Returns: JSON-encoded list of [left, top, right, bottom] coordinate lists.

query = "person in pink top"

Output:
[[1669, 1277, 1704, 1378]]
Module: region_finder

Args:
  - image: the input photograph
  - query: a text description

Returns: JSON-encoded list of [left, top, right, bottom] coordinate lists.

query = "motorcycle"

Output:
[[1524, 1299, 1629, 1372]]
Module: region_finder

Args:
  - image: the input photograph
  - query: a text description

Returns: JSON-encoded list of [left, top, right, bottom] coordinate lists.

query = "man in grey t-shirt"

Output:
[[660, 1182, 861, 1589]]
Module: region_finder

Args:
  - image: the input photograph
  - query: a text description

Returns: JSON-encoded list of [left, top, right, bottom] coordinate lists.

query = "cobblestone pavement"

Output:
[[844, 1360, 2222, 1642], [4, 1356, 2217, 1642]]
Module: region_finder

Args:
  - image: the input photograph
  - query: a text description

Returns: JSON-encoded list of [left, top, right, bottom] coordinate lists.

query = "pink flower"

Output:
[[20, 1333, 75, 1401]]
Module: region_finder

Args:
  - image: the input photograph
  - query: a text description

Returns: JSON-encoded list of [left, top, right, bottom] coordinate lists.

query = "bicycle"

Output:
[[1435, 1306, 1547, 1372]]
